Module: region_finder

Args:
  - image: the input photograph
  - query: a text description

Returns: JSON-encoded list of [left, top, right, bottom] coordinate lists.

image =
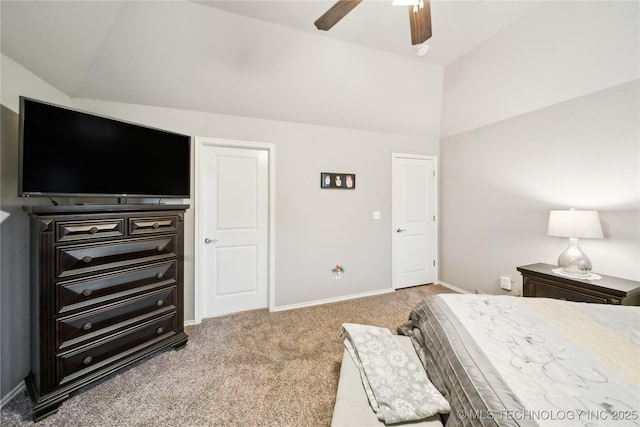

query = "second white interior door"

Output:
[[392, 154, 437, 289]]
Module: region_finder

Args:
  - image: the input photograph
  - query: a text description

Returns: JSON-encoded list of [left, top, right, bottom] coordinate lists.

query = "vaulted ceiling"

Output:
[[195, 1, 541, 63], [1, 1, 542, 135]]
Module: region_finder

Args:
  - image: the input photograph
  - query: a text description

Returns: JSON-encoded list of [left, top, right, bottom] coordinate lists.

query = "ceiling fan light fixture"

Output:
[[392, 0, 424, 11], [392, 0, 418, 6], [316, 0, 432, 49], [414, 43, 430, 57]]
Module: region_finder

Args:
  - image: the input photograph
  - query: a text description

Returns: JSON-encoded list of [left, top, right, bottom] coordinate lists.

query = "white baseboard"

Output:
[[183, 319, 196, 327], [436, 280, 470, 294], [194, 282, 458, 320], [271, 287, 395, 312], [1, 382, 25, 409]]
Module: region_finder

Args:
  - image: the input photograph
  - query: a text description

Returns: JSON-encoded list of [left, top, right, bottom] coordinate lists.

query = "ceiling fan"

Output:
[[314, 0, 432, 46]]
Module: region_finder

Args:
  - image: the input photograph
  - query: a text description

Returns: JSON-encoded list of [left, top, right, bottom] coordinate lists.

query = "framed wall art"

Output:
[[321, 172, 356, 189]]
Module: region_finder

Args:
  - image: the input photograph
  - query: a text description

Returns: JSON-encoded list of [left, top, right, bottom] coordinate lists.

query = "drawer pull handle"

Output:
[[82, 256, 92, 263], [89, 226, 99, 234], [157, 272, 164, 279], [156, 299, 164, 307], [82, 289, 92, 297], [153, 222, 160, 229], [156, 327, 164, 334], [82, 322, 93, 331], [156, 246, 163, 252], [83, 356, 93, 365]]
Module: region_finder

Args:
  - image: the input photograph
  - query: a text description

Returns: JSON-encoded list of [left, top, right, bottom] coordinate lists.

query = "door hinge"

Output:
[[433, 260, 436, 267]]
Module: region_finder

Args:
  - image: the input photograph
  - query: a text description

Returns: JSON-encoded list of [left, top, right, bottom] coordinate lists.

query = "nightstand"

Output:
[[517, 263, 640, 305]]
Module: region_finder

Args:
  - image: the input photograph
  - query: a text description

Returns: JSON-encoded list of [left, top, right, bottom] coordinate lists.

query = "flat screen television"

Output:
[[19, 96, 191, 199]]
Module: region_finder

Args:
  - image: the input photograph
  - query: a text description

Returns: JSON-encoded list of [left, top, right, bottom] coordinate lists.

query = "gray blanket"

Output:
[[341, 323, 450, 425], [398, 294, 640, 427]]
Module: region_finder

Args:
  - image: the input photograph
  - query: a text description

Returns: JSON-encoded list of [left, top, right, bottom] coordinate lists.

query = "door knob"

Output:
[[396, 228, 406, 233], [204, 238, 218, 244]]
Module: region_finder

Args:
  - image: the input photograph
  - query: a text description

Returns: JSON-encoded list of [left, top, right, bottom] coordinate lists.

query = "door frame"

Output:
[[194, 137, 276, 324], [391, 153, 438, 290]]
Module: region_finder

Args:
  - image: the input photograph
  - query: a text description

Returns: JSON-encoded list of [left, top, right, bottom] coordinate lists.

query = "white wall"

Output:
[[440, 80, 639, 294], [2, 0, 443, 138], [0, 55, 74, 402], [1, 51, 441, 399], [438, 0, 640, 293], [71, 98, 440, 311], [440, 1, 639, 138], [0, 55, 73, 112], [2, 51, 442, 317]]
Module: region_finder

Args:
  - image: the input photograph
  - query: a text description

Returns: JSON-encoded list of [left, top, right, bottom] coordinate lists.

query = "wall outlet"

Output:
[[500, 276, 512, 291]]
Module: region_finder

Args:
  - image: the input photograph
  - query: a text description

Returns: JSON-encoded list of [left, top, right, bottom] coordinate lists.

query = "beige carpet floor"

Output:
[[1, 284, 454, 427]]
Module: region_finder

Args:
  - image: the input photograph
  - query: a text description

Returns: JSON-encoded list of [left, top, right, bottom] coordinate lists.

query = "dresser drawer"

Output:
[[57, 219, 125, 242], [57, 236, 176, 278], [57, 313, 178, 386], [528, 279, 609, 304], [57, 286, 177, 349], [129, 215, 178, 236], [57, 261, 176, 314]]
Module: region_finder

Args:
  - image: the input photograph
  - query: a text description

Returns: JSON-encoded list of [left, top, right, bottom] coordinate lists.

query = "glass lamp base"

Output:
[[558, 237, 592, 276]]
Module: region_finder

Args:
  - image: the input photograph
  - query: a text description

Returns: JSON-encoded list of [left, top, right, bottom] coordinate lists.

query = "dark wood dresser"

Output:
[[517, 263, 640, 305], [24, 204, 189, 421]]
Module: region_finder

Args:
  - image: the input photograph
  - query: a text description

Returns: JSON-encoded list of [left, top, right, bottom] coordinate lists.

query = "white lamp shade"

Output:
[[547, 210, 603, 238]]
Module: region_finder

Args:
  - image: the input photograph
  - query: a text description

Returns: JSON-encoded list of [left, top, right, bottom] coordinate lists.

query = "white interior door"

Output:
[[198, 143, 269, 318], [392, 154, 437, 289]]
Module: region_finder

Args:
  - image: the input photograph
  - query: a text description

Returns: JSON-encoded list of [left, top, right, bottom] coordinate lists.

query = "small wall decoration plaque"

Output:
[[321, 173, 356, 189]]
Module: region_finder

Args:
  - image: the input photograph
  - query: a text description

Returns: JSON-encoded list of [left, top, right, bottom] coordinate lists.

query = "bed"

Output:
[[397, 294, 640, 427]]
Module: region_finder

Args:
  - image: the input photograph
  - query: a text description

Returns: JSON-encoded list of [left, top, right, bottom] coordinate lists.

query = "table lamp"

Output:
[[547, 209, 603, 277]]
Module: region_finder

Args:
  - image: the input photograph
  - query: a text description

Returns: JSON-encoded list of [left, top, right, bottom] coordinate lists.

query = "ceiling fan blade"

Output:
[[408, 1, 432, 45], [314, 0, 363, 31]]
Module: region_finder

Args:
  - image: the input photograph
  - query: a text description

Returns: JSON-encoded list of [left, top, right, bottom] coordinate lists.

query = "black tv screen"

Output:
[[19, 97, 191, 199]]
